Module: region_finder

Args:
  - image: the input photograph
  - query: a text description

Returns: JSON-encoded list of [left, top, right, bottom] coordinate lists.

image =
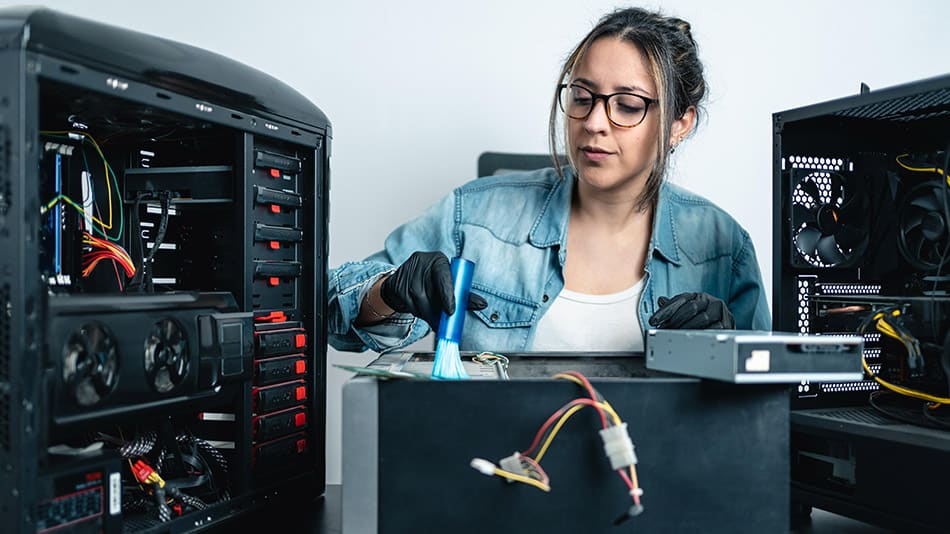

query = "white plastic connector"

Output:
[[599, 422, 637, 470], [631, 487, 644, 497], [498, 452, 525, 477], [470, 458, 496, 476]]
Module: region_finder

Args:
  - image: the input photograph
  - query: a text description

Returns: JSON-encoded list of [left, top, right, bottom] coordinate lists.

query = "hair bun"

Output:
[[669, 17, 693, 39]]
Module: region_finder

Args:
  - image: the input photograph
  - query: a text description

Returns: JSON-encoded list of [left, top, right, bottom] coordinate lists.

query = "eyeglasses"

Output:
[[558, 83, 657, 128]]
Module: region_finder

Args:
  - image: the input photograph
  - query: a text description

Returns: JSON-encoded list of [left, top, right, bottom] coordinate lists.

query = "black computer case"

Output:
[[0, 7, 330, 533], [773, 74, 950, 532]]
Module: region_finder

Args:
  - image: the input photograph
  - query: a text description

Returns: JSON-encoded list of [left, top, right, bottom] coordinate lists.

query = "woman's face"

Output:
[[567, 37, 659, 197]]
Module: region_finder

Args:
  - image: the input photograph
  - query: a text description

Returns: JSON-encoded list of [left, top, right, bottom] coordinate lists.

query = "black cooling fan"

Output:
[[144, 318, 189, 393], [897, 180, 950, 271], [791, 171, 869, 267], [62, 322, 119, 407]]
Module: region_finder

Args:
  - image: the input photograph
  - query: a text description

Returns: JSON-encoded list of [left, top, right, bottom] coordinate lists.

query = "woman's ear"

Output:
[[670, 106, 697, 147]]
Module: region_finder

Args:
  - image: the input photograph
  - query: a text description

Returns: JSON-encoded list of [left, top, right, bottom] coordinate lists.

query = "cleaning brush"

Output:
[[432, 257, 475, 380]]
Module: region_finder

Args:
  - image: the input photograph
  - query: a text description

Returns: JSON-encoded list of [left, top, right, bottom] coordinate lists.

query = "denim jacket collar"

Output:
[[527, 168, 682, 266]]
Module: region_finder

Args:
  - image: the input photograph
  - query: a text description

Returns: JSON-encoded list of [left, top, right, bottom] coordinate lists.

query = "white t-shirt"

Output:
[[531, 278, 645, 352]]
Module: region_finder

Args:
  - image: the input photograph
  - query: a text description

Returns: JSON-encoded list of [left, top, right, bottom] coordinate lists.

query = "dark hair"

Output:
[[548, 7, 707, 211]]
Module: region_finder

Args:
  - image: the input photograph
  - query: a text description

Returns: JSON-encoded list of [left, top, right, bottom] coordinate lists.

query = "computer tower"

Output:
[[0, 7, 330, 533], [773, 74, 950, 532]]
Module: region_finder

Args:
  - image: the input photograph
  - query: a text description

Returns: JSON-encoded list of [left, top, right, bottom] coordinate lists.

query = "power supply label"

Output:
[[36, 470, 105, 532]]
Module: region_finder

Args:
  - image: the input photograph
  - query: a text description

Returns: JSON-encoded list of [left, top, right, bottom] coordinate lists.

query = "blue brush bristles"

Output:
[[431, 257, 475, 380], [433, 337, 468, 379]]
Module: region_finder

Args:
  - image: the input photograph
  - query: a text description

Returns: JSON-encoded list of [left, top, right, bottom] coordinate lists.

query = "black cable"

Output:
[[180, 434, 229, 474], [126, 193, 147, 291], [868, 391, 925, 426], [121, 492, 152, 514], [920, 403, 950, 429], [126, 190, 172, 293], [868, 390, 944, 429], [118, 431, 158, 458], [172, 490, 208, 511], [155, 486, 171, 522], [179, 434, 229, 500], [145, 191, 171, 292]]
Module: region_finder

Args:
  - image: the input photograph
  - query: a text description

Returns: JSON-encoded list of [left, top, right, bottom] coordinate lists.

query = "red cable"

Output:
[[521, 397, 604, 457], [563, 371, 608, 428]]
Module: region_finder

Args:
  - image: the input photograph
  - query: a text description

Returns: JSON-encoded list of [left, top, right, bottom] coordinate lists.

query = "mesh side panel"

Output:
[[833, 87, 950, 122]]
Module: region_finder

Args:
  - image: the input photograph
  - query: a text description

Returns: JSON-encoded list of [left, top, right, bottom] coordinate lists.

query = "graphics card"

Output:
[[47, 292, 253, 426]]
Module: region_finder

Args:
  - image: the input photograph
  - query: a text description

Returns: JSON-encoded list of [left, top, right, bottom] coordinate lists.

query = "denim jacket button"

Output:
[[490, 312, 499, 322], [542, 294, 549, 303]]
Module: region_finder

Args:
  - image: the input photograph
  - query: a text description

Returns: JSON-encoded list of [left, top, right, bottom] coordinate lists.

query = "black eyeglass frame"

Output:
[[557, 83, 658, 128]]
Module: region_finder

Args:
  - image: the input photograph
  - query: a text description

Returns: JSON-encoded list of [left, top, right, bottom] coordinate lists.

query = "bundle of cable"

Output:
[[432, 257, 475, 380]]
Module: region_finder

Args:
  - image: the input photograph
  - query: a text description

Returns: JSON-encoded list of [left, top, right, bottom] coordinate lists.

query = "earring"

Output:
[[670, 136, 684, 154]]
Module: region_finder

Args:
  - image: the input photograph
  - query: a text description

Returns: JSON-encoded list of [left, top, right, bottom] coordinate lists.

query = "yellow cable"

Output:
[[861, 316, 950, 404], [861, 356, 950, 403], [41, 193, 117, 233], [492, 466, 551, 492], [553, 373, 622, 423], [533, 390, 644, 501], [535, 404, 586, 463], [895, 153, 950, 187], [534, 399, 621, 463], [521, 372, 643, 499], [896, 153, 946, 176], [554, 373, 585, 387], [40, 130, 116, 231]]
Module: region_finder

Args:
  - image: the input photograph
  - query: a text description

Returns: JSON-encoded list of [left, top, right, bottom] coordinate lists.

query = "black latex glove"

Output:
[[380, 251, 488, 331], [648, 292, 735, 330]]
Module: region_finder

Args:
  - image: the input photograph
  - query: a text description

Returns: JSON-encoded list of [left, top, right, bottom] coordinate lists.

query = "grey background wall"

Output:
[[6, 0, 949, 484]]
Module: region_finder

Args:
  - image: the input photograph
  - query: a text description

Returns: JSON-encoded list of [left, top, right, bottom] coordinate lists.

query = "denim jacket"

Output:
[[327, 167, 771, 353]]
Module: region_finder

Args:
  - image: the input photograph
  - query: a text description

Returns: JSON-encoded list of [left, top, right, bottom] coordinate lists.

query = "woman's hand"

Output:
[[648, 292, 735, 330], [380, 251, 487, 331]]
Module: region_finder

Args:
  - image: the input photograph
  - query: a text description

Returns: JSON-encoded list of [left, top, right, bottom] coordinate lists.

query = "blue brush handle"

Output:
[[436, 257, 475, 343]]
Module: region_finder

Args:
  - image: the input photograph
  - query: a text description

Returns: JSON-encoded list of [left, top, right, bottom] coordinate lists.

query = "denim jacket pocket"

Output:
[[472, 287, 538, 328]]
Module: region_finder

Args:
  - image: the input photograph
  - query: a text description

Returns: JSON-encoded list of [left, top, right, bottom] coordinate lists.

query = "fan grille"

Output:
[[790, 168, 868, 268], [62, 322, 119, 407], [144, 318, 189, 393], [897, 180, 950, 271]]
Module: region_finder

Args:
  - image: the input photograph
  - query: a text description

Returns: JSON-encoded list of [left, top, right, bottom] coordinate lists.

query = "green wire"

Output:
[[40, 133, 125, 242]]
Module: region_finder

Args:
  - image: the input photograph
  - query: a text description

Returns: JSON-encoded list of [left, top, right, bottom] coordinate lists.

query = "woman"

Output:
[[327, 7, 770, 354]]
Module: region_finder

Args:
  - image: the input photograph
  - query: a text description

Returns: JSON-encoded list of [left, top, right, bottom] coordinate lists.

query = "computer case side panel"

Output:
[[0, 40, 47, 534]]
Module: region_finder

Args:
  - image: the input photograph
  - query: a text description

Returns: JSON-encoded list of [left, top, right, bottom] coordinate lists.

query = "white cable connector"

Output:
[[498, 452, 526, 480], [470, 458, 496, 476], [599, 422, 637, 470]]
